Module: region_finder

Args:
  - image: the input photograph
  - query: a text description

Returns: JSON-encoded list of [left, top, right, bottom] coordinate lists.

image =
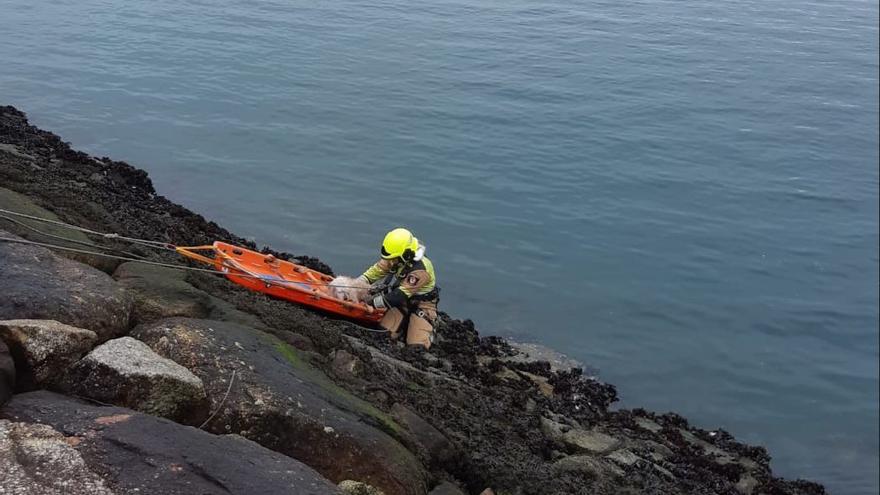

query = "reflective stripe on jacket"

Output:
[[362, 256, 436, 301]]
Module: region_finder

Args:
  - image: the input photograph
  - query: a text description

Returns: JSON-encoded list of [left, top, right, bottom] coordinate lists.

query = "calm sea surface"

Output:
[[1, 0, 877, 492]]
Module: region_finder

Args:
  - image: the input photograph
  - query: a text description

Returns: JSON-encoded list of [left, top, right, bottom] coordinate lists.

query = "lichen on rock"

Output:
[[0, 319, 97, 390], [0, 419, 115, 495], [62, 336, 208, 425]]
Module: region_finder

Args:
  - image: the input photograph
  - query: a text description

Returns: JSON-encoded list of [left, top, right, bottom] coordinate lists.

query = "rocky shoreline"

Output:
[[0, 105, 825, 495]]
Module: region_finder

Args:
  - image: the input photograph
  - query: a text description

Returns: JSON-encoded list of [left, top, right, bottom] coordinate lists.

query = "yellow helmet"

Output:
[[381, 228, 419, 260]]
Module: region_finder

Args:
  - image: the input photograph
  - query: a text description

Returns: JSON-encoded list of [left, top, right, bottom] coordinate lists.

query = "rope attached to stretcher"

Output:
[[0, 213, 148, 259], [0, 235, 390, 333], [0, 206, 368, 289], [0, 235, 370, 290], [0, 207, 175, 251]]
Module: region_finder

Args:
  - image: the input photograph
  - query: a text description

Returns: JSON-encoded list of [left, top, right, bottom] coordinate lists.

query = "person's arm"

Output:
[[382, 268, 431, 308], [359, 258, 394, 284]]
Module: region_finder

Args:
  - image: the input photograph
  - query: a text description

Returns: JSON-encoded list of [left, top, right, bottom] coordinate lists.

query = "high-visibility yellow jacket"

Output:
[[362, 256, 437, 307]]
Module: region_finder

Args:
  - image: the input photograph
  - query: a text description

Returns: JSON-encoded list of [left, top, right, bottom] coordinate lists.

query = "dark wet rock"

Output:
[[113, 262, 212, 323], [0, 340, 14, 407], [347, 337, 459, 389], [282, 330, 317, 352], [676, 426, 737, 463], [131, 318, 427, 495], [427, 481, 467, 495], [185, 271, 353, 355], [390, 403, 457, 467], [546, 366, 618, 421], [330, 349, 364, 380], [0, 419, 115, 495], [0, 319, 97, 390], [562, 428, 621, 454], [0, 186, 120, 273], [1, 391, 341, 494], [62, 337, 208, 425], [113, 262, 265, 328], [0, 231, 132, 342]]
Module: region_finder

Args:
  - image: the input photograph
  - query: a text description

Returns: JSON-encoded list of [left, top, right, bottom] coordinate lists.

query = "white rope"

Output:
[[0, 207, 173, 250], [0, 236, 240, 275], [0, 213, 147, 259], [0, 236, 373, 290], [0, 207, 383, 297], [199, 369, 236, 429]]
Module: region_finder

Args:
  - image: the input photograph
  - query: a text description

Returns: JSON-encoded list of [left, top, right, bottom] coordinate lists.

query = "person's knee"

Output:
[[406, 314, 434, 349], [380, 307, 406, 338]]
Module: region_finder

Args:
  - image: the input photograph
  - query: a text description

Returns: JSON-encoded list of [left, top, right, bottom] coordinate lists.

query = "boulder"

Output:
[[113, 262, 266, 328], [562, 428, 620, 454], [390, 403, 457, 466], [605, 449, 642, 467], [0, 231, 132, 342], [0, 319, 97, 390], [282, 331, 317, 352], [0, 419, 115, 495], [345, 337, 462, 390], [330, 349, 363, 380], [643, 440, 674, 461], [63, 337, 208, 424], [492, 366, 553, 397], [132, 318, 428, 495], [1, 391, 342, 495], [539, 416, 569, 445], [634, 416, 663, 433], [113, 262, 212, 323], [519, 370, 554, 397], [0, 340, 14, 407]]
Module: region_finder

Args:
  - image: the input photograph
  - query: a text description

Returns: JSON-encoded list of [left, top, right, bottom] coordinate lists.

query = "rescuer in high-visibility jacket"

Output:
[[356, 228, 439, 349]]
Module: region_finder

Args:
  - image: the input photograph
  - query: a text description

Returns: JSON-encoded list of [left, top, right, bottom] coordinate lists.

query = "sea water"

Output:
[[1, 0, 877, 492]]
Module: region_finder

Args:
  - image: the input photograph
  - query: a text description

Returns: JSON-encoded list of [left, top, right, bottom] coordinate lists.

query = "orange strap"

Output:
[[175, 245, 221, 266]]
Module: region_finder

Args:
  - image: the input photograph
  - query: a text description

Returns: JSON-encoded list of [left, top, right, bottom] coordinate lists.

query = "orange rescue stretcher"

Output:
[[176, 241, 385, 325]]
